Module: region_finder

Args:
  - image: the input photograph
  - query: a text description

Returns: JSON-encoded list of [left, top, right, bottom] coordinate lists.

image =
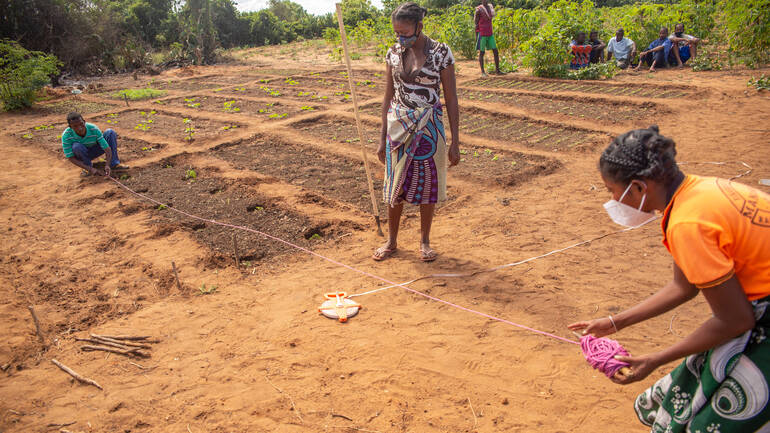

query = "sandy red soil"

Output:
[[1, 42, 769, 432]]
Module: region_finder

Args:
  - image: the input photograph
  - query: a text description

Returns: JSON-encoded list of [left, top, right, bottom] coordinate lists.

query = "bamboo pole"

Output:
[[335, 3, 384, 236]]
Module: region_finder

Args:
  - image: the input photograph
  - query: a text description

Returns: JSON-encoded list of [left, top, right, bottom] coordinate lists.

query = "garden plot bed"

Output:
[[251, 68, 313, 77], [37, 98, 119, 115], [141, 77, 231, 91], [161, 95, 320, 118], [293, 116, 377, 146], [452, 145, 561, 186], [319, 68, 386, 84], [92, 110, 242, 143], [213, 136, 383, 215], [289, 118, 559, 188], [456, 108, 605, 152], [221, 81, 375, 105], [457, 88, 664, 122], [121, 154, 349, 265], [15, 124, 165, 160], [464, 77, 695, 98], [286, 76, 383, 93], [357, 106, 604, 152]]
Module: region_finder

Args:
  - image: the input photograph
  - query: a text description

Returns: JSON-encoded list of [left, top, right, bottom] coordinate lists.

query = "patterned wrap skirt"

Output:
[[634, 294, 770, 433], [383, 102, 447, 206]]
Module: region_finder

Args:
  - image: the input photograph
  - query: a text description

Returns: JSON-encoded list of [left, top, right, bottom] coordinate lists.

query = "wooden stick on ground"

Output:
[[75, 338, 133, 351], [172, 261, 182, 291], [80, 345, 149, 358], [90, 334, 154, 348], [90, 334, 153, 341], [232, 233, 240, 269], [335, 3, 383, 237], [27, 305, 47, 347], [51, 359, 102, 390]]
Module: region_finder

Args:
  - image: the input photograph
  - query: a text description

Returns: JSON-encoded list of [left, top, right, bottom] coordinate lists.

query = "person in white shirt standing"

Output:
[[668, 22, 700, 67], [606, 28, 636, 70]]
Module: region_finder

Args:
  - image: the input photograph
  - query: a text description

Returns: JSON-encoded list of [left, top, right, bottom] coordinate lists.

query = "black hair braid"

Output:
[[391, 2, 427, 24], [599, 125, 679, 184]]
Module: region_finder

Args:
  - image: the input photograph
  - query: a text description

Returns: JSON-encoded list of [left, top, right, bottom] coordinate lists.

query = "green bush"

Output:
[[494, 8, 545, 58], [0, 40, 60, 111], [425, 5, 476, 60], [521, 0, 604, 78], [719, 0, 770, 67]]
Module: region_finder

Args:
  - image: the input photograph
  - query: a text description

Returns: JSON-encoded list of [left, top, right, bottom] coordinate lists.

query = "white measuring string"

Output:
[[348, 217, 660, 298]]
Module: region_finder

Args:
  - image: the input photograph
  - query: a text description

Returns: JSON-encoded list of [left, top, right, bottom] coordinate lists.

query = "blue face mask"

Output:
[[397, 24, 419, 49], [399, 34, 417, 49]]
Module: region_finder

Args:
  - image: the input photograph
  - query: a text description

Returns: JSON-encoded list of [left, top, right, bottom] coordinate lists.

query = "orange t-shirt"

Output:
[[662, 175, 770, 301]]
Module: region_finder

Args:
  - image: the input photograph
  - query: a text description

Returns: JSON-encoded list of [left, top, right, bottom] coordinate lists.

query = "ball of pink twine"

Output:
[[580, 335, 630, 378]]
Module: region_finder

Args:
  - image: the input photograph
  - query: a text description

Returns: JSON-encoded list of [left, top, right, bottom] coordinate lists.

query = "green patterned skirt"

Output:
[[634, 294, 770, 433]]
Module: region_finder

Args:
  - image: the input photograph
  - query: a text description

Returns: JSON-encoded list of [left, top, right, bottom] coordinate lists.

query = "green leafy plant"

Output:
[[0, 40, 60, 111], [157, 204, 167, 210], [309, 233, 322, 240], [749, 74, 770, 91], [197, 283, 217, 295], [185, 169, 197, 179], [22, 133, 33, 139], [567, 62, 617, 80], [300, 106, 315, 111], [115, 88, 166, 101], [223, 100, 240, 112]]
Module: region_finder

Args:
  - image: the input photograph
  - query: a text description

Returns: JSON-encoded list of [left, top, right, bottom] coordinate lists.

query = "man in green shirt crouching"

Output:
[[62, 112, 123, 176]]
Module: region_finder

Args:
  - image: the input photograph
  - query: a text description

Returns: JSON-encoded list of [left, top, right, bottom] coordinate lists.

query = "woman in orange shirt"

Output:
[[569, 125, 770, 433]]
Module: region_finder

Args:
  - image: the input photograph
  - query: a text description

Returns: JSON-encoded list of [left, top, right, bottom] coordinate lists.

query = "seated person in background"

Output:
[[607, 28, 636, 69], [62, 112, 122, 176], [569, 32, 592, 69], [668, 22, 700, 67], [588, 30, 605, 64], [636, 27, 673, 72]]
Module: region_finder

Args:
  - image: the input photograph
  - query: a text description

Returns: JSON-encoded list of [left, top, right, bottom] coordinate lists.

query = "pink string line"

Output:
[[109, 176, 584, 345]]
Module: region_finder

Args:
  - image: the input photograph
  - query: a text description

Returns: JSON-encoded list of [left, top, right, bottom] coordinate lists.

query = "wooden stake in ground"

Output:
[[27, 305, 47, 347], [335, 3, 383, 237], [232, 233, 240, 269], [171, 261, 182, 291], [123, 93, 129, 107], [51, 359, 103, 390]]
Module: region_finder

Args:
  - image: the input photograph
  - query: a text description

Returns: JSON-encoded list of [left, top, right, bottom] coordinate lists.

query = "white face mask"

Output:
[[603, 181, 656, 228]]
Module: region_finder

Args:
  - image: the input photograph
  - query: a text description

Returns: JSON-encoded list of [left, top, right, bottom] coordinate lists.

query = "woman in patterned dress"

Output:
[[569, 126, 770, 433], [373, 2, 460, 262]]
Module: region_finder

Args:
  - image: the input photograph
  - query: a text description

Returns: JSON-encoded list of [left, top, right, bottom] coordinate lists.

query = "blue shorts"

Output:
[[676, 45, 691, 64]]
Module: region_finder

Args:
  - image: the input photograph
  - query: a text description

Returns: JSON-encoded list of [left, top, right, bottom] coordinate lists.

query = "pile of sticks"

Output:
[[75, 334, 158, 358]]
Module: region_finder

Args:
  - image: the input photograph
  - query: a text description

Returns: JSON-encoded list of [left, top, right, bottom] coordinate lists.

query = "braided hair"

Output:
[[391, 2, 427, 24], [599, 125, 680, 185]]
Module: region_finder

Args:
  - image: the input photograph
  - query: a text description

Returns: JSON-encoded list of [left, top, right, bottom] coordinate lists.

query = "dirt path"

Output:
[[1, 43, 769, 432]]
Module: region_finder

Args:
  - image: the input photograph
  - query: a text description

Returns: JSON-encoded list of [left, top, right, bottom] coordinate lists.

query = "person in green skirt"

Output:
[[474, 0, 501, 76], [569, 125, 770, 432]]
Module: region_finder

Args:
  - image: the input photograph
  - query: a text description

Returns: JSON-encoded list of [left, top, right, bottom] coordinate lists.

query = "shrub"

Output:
[[424, 5, 476, 60], [521, 0, 603, 78], [719, 0, 770, 67], [0, 40, 60, 111], [494, 8, 546, 59]]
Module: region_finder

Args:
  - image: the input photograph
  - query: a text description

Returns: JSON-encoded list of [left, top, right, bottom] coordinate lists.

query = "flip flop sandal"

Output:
[[420, 249, 438, 262], [372, 247, 397, 261]]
